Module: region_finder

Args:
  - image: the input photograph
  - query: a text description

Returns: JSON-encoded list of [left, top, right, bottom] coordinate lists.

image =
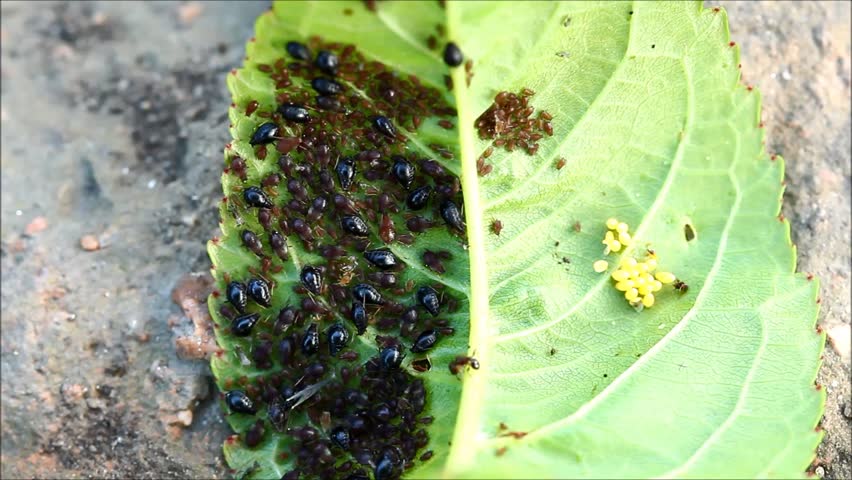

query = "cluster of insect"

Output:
[[593, 218, 687, 310], [214, 33, 479, 480]]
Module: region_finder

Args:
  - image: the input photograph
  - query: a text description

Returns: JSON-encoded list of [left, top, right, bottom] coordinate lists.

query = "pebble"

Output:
[[827, 324, 851, 365], [815, 466, 825, 478], [80, 235, 100, 251], [24, 216, 48, 235], [842, 403, 852, 419]]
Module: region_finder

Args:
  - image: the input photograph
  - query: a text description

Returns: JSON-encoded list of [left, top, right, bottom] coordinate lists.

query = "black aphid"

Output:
[[363, 249, 398, 269], [406, 186, 432, 210], [341, 215, 369, 236], [440, 199, 466, 231], [245, 419, 265, 447], [411, 329, 438, 353], [300, 265, 323, 294], [374, 447, 401, 480], [315, 50, 339, 75], [379, 345, 404, 370], [226, 281, 248, 313], [330, 426, 350, 450], [243, 186, 273, 209], [346, 472, 369, 480], [247, 277, 271, 307], [311, 77, 344, 95], [417, 286, 440, 316], [372, 115, 397, 138], [301, 323, 320, 355], [336, 157, 356, 190], [269, 231, 289, 261], [225, 390, 257, 414], [231, 313, 260, 336], [391, 156, 415, 189], [352, 283, 383, 305], [279, 103, 310, 123], [350, 302, 367, 335], [241, 230, 263, 256], [328, 323, 350, 356], [443, 42, 464, 67], [250, 122, 279, 145], [286, 41, 311, 61], [316, 95, 341, 111]]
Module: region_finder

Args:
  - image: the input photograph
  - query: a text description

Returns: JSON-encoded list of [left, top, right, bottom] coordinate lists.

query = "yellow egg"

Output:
[[642, 293, 655, 308], [615, 281, 631, 292], [606, 218, 619, 230], [612, 270, 630, 281], [616, 222, 629, 234], [625, 288, 639, 301], [609, 240, 622, 252], [655, 271, 676, 284], [593, 260, 609, 273]]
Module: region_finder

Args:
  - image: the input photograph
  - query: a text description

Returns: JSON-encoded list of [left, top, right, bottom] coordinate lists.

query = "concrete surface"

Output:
[[0, 1, 849, 479]]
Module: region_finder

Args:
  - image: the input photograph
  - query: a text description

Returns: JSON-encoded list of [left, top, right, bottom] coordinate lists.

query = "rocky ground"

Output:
[[1, 1, 849, 479]]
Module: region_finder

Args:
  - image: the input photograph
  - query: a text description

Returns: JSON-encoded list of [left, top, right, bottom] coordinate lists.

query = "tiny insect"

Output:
[[673, 279, 689, 294], [316, 95, 341, 111], [440, 199, 465, 232], [411, 329, 438, 353], [315, 50, 339, 75], [226, 281, 248, 313], [330, 426, 350, 450], [449, 355, 480, 375], [443, 42, 464, 67], [491, 219, 503, 235], [352, 283, 383, 305], [269, 231, 289, 260], [279, 103, 310, 123], [335, 157, 356, 190], [250, 122, 279, 145], [225, 390, 257, 414], [327, 323, 350, 356], [300, 265, 323, 294], [341, 215, 370, 236], [411, 357, 432, 373], [231, 313, 260, 337], [416, 286, 440, 316], [364, 249, 398, 269], [311, 77, 344, 95], [406, 186, 432, 210], [350, 302, 367, 335], [372, 115, 397, 138], [286, 41, 311, 61], [301, 323, 320, 355], [247, 277, 271, 307], [555, 158, 566, 170], [391, 156, 415, 189], [243, 186, 273, 209], [379, 345, 404, 370]]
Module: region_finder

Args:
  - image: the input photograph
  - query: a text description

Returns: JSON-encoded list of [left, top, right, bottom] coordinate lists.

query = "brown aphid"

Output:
[[496, 446, 508, 457], [555, 158, 566, 170], [572, 221, 582, 232], [422, 250, 446, 274], [490, 219, 503, 236], [411, 357, 432, 373], [379, 213, 396, 244]]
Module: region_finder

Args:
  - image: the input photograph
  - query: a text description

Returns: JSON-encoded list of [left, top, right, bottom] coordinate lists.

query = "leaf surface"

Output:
[[209, 1, 824, 479]]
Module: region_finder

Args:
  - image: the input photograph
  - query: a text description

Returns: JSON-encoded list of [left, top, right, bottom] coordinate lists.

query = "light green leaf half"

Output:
[[209, 1, 824, 479]]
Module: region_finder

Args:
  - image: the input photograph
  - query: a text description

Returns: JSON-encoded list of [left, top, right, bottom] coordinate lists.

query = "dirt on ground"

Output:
[[1, 1, 849, 479]]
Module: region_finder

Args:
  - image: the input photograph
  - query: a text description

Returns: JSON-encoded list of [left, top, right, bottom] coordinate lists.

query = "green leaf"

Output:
[[209, 1, 824, 479]]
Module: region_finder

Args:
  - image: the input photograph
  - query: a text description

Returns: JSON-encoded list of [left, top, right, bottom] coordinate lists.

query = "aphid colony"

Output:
[[593, 218, 681, 310], [217, 37, 468, 480], [475, 88, 553, 157]]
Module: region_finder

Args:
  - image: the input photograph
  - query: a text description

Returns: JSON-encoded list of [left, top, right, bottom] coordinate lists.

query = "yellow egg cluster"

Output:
[[594, 218, 678, 309]]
